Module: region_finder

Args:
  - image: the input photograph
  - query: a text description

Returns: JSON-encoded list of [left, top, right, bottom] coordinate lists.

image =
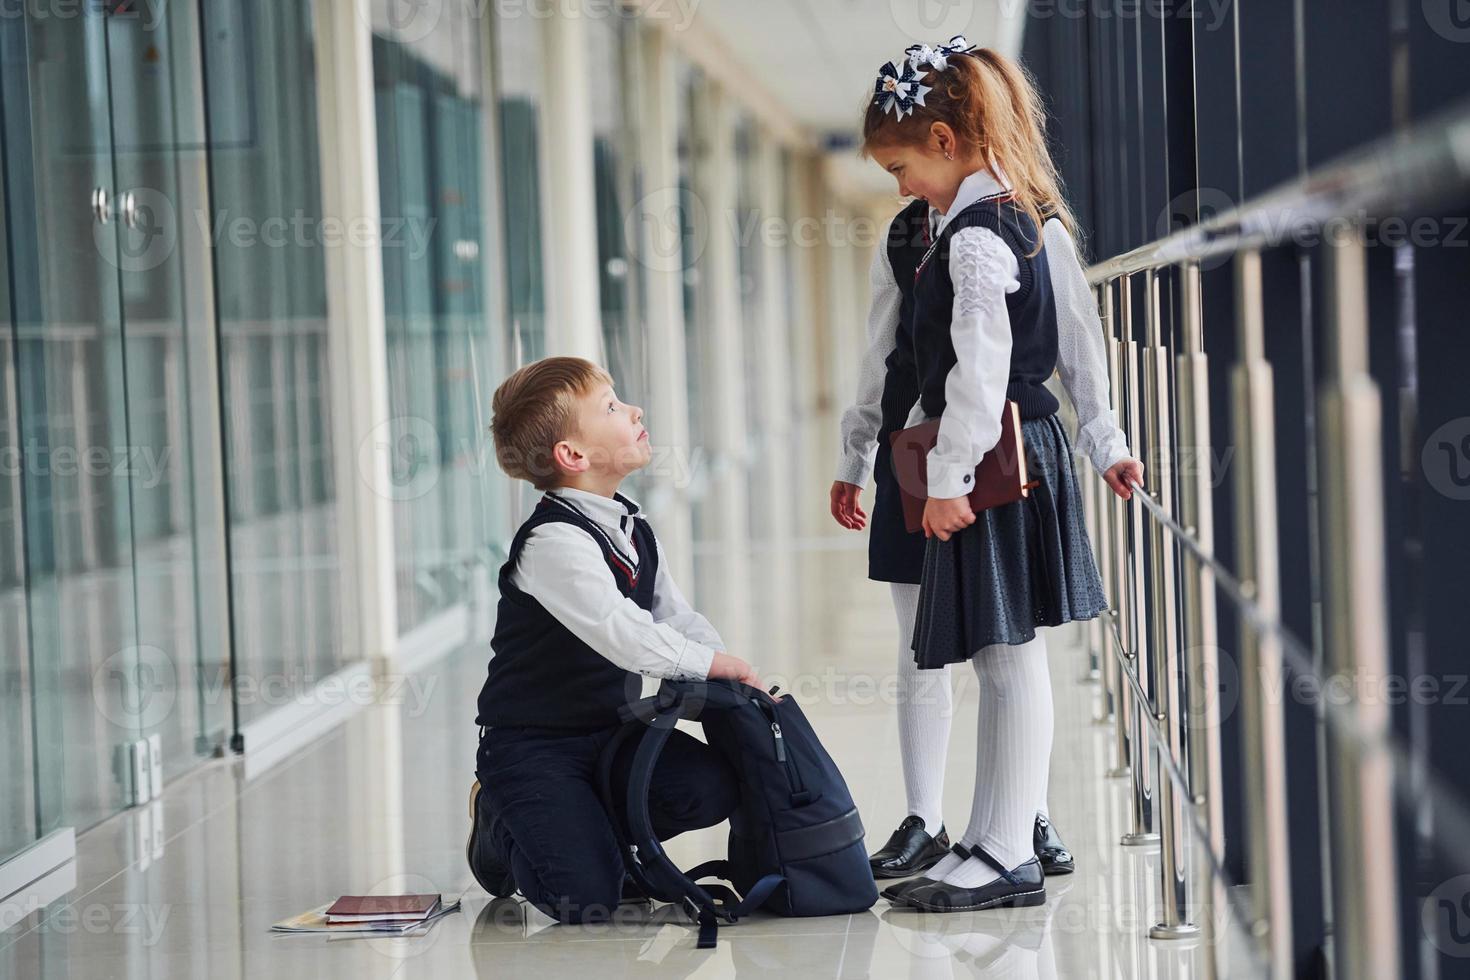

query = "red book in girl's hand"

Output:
[[888, 400, 1035, 534]]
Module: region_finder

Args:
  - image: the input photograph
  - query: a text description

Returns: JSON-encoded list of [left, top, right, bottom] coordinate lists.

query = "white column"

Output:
[[632, 26, 694, 585], [753, 138, 798, 675], [693, 82, 752, 657], [538, 12, 602, 358], [785, 151, 830, 661], [314, 0, 397, 665], [788, 153, 834, 537]]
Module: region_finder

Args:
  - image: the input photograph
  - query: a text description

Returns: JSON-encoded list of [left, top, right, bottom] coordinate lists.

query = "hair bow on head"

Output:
[[904, 43, 939, 72], [873, 60, 931, 120], [906, 34, 976, 73], [939, 34, 974, 57]]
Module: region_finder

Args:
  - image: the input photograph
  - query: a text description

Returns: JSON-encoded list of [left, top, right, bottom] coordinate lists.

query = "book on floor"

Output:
[[270, 895, 460, 936], [325, 893, 441, 924]]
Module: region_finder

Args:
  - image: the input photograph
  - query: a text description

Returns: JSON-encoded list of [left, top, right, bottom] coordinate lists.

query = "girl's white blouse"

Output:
[[835, 196, 1132, 499]]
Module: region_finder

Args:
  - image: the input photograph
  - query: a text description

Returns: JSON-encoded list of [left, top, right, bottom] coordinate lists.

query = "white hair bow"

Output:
[[905, 34, 975, 74]]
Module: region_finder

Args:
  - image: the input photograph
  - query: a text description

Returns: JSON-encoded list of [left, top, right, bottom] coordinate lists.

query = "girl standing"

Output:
[[833, 37, 1143, 911]]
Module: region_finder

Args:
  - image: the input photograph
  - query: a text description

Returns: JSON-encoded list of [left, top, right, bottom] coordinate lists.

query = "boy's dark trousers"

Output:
[[475, 723, 739, 923]]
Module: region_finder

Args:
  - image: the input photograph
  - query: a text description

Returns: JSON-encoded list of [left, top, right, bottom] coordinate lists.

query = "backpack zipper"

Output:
[[752, 697, 809, 802], [769, 720, 807, 799]]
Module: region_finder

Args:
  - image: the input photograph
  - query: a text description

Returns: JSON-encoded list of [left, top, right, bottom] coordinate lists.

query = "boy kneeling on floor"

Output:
[[467, 356, 763, 924]]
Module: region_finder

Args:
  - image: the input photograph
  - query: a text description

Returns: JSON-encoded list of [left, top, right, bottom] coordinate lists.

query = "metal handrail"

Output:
[[1101, 617, 1264, 973], [1085, 95, 1470, 283], [1104, 618, 1232, 879], [1076, 91, 1470, 978], [1123, 477, 1470, 864]]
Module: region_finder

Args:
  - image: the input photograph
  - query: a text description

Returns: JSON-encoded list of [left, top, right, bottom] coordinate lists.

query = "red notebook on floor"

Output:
[[325, 894, 441, 924], [888, 400, 1036, 534]]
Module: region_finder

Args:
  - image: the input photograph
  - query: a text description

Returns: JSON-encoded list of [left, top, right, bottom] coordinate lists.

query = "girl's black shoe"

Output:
[[869, 815, 951, 879], [466, 781, 517, 898], [880, 842, 974, 901], [898, 853, 1046, 912], [1033, 814, 1075, 875]]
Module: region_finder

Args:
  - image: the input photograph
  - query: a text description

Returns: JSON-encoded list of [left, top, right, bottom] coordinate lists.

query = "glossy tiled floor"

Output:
[[0, 546, 1259, 979]]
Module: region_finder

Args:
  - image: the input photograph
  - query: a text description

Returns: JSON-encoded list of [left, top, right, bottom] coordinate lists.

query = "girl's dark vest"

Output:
[[911, 196, 1060, 422], [867, 200, 931, 584], [477, 495, 654, 731]]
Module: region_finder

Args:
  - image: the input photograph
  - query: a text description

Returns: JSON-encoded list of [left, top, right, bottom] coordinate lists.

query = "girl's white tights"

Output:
[[904, 631, 1054, 888], [891, 583, 952, 836]]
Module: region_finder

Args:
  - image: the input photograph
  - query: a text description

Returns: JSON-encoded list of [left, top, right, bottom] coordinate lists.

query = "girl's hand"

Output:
[[922, 495, 976, 541], [829, 481, 868, 530], [1103, 457, 1145, 500]]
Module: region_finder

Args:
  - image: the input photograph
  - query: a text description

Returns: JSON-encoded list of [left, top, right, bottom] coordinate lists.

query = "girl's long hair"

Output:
[[861, 47, 1078, 257]]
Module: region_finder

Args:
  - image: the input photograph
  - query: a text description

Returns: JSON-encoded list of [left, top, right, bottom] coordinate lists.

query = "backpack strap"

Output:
[[598, 681, 787, 948], [594, 719, 665, 901]]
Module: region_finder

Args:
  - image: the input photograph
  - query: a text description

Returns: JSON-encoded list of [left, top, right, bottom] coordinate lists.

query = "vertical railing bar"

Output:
[[1089, 285, 1114, 727], [1231, 249, 1294, 978], [1317, 233, 1400, 980], [1103, 279, 1131, 777], [1177, 260, 1227, 978], [1144, 269, 1200, 940], [1119, 273, 1159, 847]]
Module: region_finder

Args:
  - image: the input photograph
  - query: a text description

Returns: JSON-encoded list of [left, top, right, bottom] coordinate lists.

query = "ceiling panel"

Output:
[[685, 0, 1019, 199]]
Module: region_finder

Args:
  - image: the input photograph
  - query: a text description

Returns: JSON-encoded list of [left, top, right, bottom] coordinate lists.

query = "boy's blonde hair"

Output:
[[860, 47, 1078, 258], [490, 356, 613, 489]]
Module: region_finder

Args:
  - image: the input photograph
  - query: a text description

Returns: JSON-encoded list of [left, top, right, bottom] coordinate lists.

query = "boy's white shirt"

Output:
[[509, 486, 720, 681], [834, 167, 1132, 498]]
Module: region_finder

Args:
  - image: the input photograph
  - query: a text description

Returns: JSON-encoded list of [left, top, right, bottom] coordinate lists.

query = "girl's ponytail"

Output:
[[862, 45, 1079, 258]]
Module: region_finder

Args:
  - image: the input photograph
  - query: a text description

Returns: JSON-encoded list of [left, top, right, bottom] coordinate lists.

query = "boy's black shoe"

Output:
[[897, 855, 1046, 912], [869, 815, 951, 879], [1033, 814, 1075, 875], [467, 781, 517, 898]]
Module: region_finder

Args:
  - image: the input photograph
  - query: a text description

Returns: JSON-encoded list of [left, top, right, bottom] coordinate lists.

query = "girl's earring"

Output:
[[944, 150, 953, 160]]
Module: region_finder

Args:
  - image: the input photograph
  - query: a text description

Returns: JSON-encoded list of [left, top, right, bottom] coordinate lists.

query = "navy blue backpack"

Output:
[[596, 678, 879, 947]]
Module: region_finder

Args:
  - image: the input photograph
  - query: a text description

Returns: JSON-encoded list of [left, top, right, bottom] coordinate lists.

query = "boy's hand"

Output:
[[829, 481, 867, 530], [1103, 457, 1145, 500], [922, 495, 975, 541], [708, 651, 764, 691]]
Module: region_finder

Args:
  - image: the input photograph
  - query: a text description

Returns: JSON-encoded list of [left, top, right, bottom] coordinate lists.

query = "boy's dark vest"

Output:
[[911, 194, 1060, 421], [477, 494, 653, 731]]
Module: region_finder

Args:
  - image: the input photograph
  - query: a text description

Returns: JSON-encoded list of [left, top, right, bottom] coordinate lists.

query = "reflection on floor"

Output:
[[0, 545, 1257, 979]]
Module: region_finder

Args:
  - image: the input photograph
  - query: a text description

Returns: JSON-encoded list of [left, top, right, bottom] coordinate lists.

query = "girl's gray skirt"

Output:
[[911, 412, 1109, 669]]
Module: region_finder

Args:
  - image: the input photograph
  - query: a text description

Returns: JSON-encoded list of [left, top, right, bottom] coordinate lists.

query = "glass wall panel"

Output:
[[588, 11, 646, 398], [200, 0, 346, 724], [676, 63, 707, 461], [0, 114, 37, 865], [588, 10, 651, 498], [1, 6, 142, 835], [0, 0, 232, 848], [372, 1, 505, 632], [492, 10, 546, 363], [676, 63, 709, 588], [110, 0, 230, 776], [734, 118, 764, 534]]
